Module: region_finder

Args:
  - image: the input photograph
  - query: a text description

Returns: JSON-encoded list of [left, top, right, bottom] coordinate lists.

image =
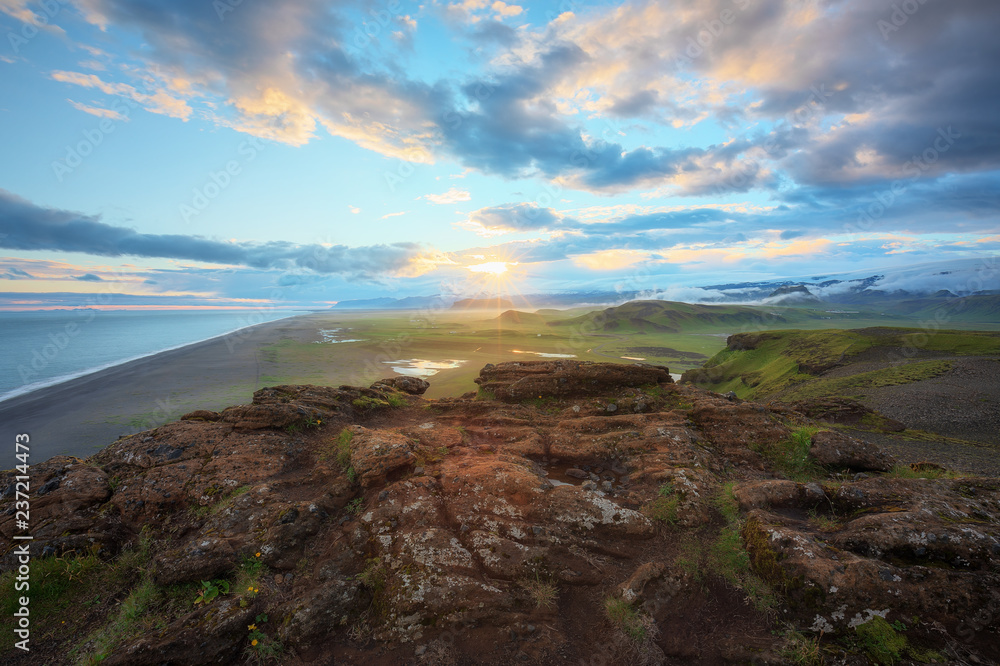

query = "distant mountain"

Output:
[[551, 300, 787, 334], [491, 310, 551, 326], [329, 259, 998, 317], [765, 285, 820, 303], [451, 297, 516, 310], [331, 295, 451, 309]]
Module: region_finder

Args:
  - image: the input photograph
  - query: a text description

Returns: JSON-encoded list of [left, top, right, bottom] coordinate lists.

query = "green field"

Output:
[[259, 301, 1000, 399]]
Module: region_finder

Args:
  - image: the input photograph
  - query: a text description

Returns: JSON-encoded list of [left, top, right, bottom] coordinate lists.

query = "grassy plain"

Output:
[[256, 301, 999, 399]]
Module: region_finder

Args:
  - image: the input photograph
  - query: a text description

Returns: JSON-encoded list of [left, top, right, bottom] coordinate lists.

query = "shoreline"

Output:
[[0, 313, 326, 463], [0, 310, 312, 405]]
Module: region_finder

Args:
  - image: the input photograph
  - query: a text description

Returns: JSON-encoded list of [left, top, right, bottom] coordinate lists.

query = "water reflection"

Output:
[[382, 359, 467, 377], [510, 349, 576, 358]]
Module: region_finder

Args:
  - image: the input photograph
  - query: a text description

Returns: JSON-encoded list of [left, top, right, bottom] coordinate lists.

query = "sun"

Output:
[[467, 261, 513, 275]]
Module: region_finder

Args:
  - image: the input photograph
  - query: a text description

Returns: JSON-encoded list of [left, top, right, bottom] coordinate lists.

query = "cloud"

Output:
[[0, 189, 438, 281], [73, 273, 104, 281], [52, 70, 191, 120], [457, 203, 564, 237], [380, 211, 407, 219], [421, 187, 472, 205], [67, 99, 128, 120], [0, 266, 32, 279], [39, 0, 999, 203]]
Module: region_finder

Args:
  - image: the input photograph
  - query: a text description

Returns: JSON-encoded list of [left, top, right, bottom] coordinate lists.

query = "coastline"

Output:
[[0, 310, 310, 404], [0, 313, 326, 463]]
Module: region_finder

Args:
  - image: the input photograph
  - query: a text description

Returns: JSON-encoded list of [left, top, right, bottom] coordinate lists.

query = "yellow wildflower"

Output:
[[251, 639, 258, 646], [248, 624, 256, 630]]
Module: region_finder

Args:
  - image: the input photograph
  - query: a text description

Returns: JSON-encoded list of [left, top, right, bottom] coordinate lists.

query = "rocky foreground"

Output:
[[2, 361, 999, 665]]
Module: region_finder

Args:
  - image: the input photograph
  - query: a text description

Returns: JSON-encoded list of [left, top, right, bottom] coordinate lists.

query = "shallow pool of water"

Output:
[[510, 349, 577, 358], [382, 359, 467, 377], [315, 328, 363, 344]]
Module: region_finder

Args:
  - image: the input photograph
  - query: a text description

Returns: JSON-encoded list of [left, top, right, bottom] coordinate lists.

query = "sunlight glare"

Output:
[[467, 261, 513, 275]]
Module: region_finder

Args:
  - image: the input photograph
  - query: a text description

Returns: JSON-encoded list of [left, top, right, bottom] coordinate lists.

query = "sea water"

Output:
[[0, 309, 306, 402]]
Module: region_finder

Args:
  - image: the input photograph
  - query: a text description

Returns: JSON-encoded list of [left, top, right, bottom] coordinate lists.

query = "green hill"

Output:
[[549, 300, 791, 334], [683, 327, 1000, 400], [493, 309, 551, 327]]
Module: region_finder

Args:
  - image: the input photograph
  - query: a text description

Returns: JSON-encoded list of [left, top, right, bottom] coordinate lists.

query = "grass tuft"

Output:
[[520, 573, 558, 609]]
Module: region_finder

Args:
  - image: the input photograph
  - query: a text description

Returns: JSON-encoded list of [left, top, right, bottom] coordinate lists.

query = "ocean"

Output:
[[0, 309, 307, 402]]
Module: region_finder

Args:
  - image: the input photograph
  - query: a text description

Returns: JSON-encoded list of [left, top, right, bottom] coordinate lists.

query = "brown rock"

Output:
[[474, 360, 671, 402], [371, 376, 431, 395], [3, 364, 998, 666], [349, 426, 416, 487], [180, 409, 221, 421], [809, 429, 895, 472]]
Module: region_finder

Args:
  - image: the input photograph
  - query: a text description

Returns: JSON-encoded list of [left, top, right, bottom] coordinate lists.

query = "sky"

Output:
[[0, 0, 998, 309]]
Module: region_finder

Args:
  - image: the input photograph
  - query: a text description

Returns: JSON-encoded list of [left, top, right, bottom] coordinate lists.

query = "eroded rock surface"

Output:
[[1, 363, 998, 665], [475, 359, 672, 402]]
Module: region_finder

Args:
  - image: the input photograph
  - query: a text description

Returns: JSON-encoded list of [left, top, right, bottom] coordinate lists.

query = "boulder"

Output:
[[809, 429, 895, 472], [371, 376, 431, 395], [475, 360, 672, 402]]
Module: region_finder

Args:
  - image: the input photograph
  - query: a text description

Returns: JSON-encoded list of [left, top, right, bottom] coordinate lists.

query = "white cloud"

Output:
[[421, 187, 471, 205]]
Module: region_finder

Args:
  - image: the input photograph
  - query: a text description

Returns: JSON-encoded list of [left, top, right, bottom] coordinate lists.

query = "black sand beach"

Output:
[[0, 314, 327, 462]]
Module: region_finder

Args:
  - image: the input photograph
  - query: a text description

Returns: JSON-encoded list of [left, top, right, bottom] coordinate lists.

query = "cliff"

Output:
[[1, 361, 998, 665]]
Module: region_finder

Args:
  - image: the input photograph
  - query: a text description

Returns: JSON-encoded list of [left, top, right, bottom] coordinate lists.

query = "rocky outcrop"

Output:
[[475, 359, 672, 402], [1, 365, 998, 665], [809, 429, 896, 472], [371, 375, 431, 395], [783, 396, 907, 432]]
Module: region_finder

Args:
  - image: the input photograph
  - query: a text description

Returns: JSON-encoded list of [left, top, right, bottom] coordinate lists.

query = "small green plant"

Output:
[[673, 538, 703, 581], [605, 597, 648, 643], [520, 573, 557, 609], [245, 612, 284, 664], [854, 616, 906, 665], [385, 392, 407, 408], [356, 558, 390, 618], [191, 484, 250, 519], [335, 429, 353, 468], [476, 387, 496, 401], [235, 552, 266, 606], [194, 579, 230, 606], [781, 629, 825, 665], [807, 507, 839, 532], [885, 463, 954, 480], [754, 427, 823, 481], [352, 395, 390, 410], [712, 481, 740, 524], [643, 495, 679, 524], [346, 498, 364, 515], [303, 417, 322, 429]]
